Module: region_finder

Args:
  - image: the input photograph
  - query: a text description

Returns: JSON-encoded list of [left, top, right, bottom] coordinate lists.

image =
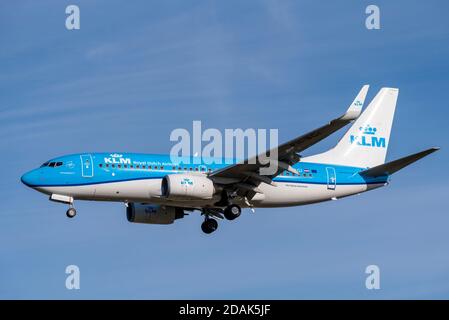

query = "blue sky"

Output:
[[1, 0, 448, 299]]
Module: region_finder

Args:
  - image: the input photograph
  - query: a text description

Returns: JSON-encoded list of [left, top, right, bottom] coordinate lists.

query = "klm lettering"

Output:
[[350, 135, 386, 148], [350, 125, 386, 148], [104, 157, 131, 164]]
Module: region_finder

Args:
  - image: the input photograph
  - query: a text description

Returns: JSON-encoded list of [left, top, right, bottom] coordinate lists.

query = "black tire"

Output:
[[201, 218, 218, 234], [224, 204, 241, 221], [66, 208, 76, 218]]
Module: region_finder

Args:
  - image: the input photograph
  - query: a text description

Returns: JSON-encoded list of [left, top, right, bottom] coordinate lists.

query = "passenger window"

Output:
[[118, 165, 121, 168], [112, 164, 115, 168], [99, 164, 103, 168], [160, 166, 164, 170]]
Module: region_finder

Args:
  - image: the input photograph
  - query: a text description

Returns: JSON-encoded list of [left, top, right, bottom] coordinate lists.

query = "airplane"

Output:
[[21, 86, 439, 234]]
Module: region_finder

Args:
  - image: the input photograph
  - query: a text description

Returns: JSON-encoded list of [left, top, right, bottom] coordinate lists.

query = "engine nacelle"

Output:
[[126, 203, 184, 225], [161, 174, 215, 200]]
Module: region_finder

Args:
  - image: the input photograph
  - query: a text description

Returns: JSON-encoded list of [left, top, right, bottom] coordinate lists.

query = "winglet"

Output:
[[339, 84, 369, 121]]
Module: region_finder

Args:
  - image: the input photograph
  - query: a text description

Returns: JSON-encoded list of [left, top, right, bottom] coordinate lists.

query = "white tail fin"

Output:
[[303, 88, 399, 168]]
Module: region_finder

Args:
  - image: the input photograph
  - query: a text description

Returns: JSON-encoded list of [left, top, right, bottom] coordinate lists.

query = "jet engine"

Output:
[[161, 174, 215, 200], [126, 203, 184, 224]]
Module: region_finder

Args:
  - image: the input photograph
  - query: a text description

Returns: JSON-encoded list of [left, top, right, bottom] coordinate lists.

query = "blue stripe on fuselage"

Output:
[[26, 152, 388, 187]]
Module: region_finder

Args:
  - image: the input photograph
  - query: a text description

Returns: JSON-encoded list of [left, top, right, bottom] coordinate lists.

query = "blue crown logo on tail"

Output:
[[359, 125, 377, 135]]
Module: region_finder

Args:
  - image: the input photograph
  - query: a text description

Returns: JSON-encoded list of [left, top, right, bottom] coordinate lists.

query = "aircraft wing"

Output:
[[209, 85, 369, 190]]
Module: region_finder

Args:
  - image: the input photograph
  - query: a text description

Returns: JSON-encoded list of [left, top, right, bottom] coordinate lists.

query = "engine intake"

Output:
[[161, 174, 215, 200], [126, 203, 184, 224]]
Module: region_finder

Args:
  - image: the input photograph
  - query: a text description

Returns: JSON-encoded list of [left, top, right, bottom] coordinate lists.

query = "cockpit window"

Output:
[[40, 161, 63, 168]]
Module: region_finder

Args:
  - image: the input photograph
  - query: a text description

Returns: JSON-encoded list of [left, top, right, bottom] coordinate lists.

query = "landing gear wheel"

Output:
[[66, 208, 77, 218], [224, 204, 241, 221], [201, 218, 218, 234]]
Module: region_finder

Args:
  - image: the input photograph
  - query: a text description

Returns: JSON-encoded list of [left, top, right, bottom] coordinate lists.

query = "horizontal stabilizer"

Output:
[[360, 147, 439, 177]]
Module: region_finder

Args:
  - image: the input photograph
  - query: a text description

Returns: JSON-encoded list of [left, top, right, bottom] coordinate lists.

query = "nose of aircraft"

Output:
[[21, 170, 39, 187]]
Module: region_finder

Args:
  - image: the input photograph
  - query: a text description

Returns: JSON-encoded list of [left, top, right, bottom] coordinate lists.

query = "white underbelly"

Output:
[[40, 179, 219, 208], [38, 179, 382, 209], [251, 182, 373, 207], [38, 179, 162, 202]]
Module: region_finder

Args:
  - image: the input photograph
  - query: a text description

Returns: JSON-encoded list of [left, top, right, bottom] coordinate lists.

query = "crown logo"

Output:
[[359, 125, 377, 135], [354, 100, 362, 107], [110, 153, 123, 158]]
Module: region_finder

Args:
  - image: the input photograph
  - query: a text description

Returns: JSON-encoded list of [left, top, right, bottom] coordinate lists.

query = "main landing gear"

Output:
[[223, 204, 241, 221], [201, 218, 218, 234], [66, 207, 77, 218], [201, 204, 242, 234]]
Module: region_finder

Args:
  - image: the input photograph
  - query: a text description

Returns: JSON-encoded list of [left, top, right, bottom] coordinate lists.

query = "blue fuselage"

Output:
[[21, 152, 388, 189]]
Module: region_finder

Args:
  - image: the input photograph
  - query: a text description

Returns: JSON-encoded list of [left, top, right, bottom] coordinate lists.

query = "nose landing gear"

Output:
[[66, 207, 77, 218], [49, 194, 77, 219]]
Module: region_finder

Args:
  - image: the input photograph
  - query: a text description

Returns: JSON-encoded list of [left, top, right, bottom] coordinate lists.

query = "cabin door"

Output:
[[80, 154, 94, 178], [326, 167, 336, 190]]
